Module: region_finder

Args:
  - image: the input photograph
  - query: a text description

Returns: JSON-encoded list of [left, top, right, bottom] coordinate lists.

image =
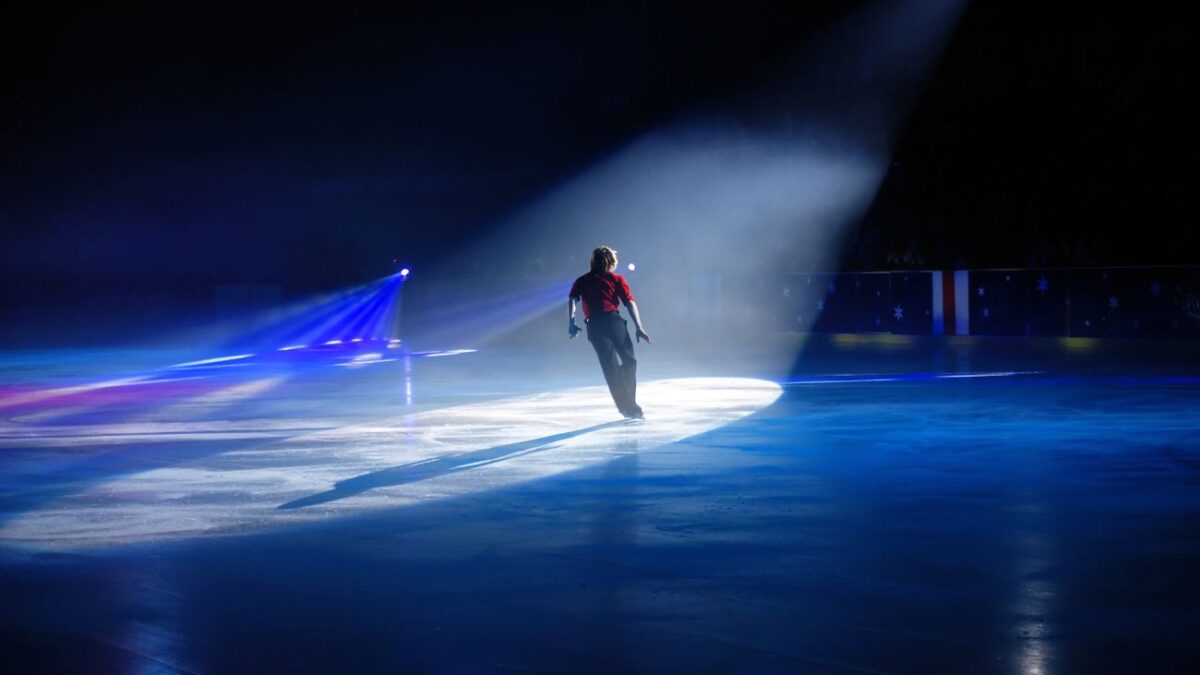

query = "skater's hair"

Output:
[[590, 246, 618, 273]]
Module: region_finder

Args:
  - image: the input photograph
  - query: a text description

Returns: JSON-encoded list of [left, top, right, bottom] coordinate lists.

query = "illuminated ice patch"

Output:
[[170, 354, 255, 368], [0, 377, 781, 549], [0, 376, 152, 410]]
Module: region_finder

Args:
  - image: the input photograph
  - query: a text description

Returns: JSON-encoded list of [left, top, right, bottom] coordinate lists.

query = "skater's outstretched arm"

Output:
[[625, 300, 651, 344], [567, 298, 581, 339]]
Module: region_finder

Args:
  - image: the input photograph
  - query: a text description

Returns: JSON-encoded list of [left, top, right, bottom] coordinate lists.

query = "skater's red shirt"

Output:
[[569, 271, 635, 320]]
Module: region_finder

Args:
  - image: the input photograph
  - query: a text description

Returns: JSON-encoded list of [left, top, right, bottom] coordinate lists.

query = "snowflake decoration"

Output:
[[893, 305, 904, 320], [1108, 295, 1119, 310], [1037, 276, 1049, 294]]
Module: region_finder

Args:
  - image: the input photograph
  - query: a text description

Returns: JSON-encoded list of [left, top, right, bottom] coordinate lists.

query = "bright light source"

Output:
[[399, 268, 410, 277], [278, 345, 306, 351], [627, 262, 636, 271], [323, 339, 343, 346], [351, 338, 363, 343]]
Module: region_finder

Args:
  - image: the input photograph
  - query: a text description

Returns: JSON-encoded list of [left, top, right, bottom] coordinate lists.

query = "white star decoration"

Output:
[[978, 287, 985, 297], [893, 305, 904, 320], [1037, 276, 1049, 294], [1109, 295, 1119, 310], [982, 308, 990, 318]]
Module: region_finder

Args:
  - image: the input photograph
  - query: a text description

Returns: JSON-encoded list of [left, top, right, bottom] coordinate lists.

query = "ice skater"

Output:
[[568, 245, 651, 419]]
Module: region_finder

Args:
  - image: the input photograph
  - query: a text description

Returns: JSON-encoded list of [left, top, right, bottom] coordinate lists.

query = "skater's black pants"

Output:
[[586, 311, 640, 414]]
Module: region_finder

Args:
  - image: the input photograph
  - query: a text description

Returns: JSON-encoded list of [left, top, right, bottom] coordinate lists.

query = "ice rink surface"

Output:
[[1, 338, 1198, 673]]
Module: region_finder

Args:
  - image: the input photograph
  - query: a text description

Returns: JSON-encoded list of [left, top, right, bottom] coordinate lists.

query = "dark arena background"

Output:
[[2, 3, 1198, 673]]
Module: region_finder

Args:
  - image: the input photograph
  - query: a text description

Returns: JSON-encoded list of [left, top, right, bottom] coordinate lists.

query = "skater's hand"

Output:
[[568, 318, 581, 339], [636, 328, 651, 344]]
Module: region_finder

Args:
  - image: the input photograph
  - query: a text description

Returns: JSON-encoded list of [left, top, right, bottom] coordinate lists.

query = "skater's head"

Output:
[[590, 246, 618, 273]]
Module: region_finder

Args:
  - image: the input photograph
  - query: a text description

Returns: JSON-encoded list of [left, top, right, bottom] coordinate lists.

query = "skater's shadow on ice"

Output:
[[278, 419, 628, 510]]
